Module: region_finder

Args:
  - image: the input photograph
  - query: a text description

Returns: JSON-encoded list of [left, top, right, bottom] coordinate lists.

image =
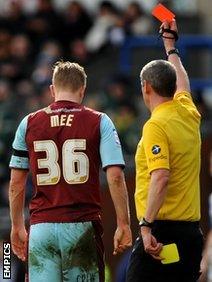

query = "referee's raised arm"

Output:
[[161, 20, 190, 94]]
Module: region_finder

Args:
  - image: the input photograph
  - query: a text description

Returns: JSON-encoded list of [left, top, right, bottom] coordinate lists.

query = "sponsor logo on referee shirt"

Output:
[[151, 145, 161, 154], [149, 154, 167, 162], [3, 242, 11, 279]]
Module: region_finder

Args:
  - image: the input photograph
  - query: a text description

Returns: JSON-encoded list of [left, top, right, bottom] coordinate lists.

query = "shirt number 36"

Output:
[[33, 139, 89, 186]]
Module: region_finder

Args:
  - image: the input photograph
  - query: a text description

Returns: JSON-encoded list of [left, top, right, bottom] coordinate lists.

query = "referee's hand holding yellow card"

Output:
[[159, 243, 180, 264]]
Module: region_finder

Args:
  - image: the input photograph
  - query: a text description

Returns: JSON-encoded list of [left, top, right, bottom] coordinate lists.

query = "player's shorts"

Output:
[[28, 221, 104, 282]]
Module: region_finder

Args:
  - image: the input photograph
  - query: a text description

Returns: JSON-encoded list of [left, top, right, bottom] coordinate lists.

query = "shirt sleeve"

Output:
[[100, 114, 125, 169], [143, 121, 169, 174], [9, 115, 29, 169], [174, 91, 201, 119]]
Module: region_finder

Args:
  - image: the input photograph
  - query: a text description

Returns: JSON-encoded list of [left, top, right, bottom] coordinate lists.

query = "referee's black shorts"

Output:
[[126, 220, 203, 282]]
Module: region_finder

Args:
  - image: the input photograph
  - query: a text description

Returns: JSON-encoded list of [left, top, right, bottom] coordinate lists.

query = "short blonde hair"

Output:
[[52, 61, 87, 92]]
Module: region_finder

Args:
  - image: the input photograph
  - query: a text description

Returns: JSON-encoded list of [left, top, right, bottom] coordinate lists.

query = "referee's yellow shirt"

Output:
[[135, 91, 201, 221]]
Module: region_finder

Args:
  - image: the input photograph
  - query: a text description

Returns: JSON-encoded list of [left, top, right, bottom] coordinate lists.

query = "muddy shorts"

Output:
[[28, 221, 104, 282]]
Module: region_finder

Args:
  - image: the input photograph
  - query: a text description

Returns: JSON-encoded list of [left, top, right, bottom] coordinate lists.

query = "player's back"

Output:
[[26, 100, 102, 224]]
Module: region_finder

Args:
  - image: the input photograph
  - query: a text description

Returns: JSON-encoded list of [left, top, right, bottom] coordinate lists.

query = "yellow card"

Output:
[[159, 243, 180, 264]]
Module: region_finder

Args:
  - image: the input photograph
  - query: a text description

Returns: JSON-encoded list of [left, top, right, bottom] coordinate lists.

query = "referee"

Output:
[[126, 20, 203, 282]]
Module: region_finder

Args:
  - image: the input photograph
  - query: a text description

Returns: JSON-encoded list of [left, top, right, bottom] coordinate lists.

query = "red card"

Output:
[[152, 3, 175, 23]]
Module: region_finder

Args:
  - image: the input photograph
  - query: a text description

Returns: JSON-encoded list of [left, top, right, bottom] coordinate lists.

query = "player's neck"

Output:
[[55, 92, 82, 104]]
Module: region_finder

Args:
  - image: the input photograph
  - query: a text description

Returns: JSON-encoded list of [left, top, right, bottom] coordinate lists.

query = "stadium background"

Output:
[[0, 0, 211, 281]]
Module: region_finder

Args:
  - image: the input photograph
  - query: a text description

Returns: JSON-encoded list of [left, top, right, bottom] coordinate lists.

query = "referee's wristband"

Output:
[[139, 218, 154, 229], [166, 48, 180, 58]]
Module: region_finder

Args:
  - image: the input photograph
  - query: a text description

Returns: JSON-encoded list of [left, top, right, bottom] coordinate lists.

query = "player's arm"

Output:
[[9, 115, 29, 261], [9, 169, 28, 227], [106, 166, 132, 255], [9, 169, 28, 261], [161, 20, 190, 93], [100, 114, 132, 255], [199, 230, 212, 282]]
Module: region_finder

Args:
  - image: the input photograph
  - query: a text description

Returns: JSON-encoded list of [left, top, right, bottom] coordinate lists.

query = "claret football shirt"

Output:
[[10, 101, 125, 224]]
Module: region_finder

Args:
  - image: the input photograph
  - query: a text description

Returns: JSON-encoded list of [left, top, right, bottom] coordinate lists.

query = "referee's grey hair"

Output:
[[140, 60, 177, 97]]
